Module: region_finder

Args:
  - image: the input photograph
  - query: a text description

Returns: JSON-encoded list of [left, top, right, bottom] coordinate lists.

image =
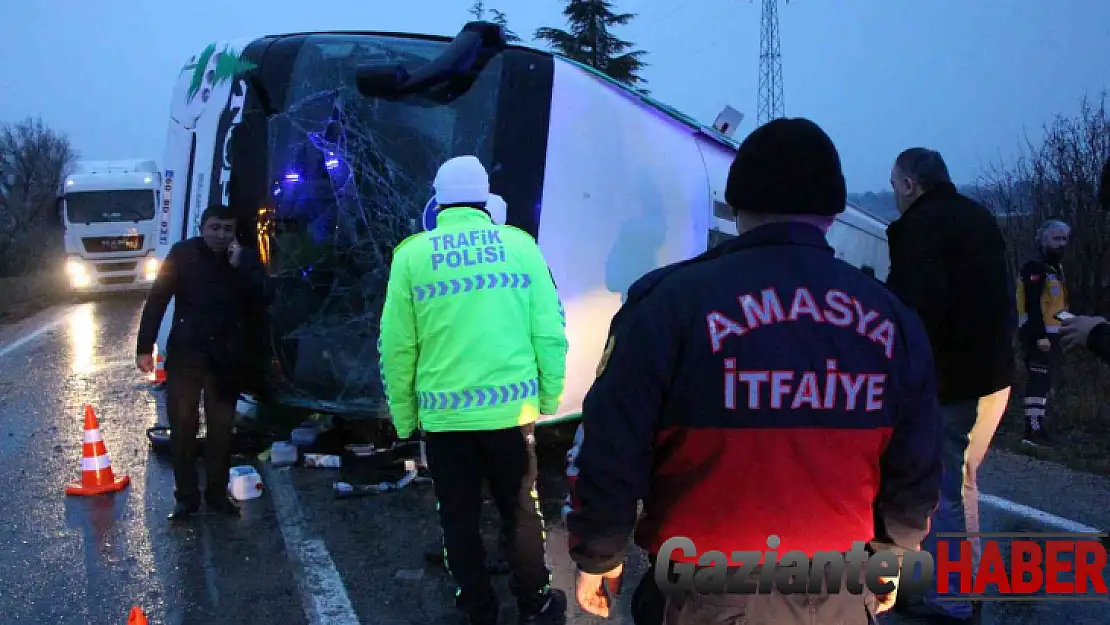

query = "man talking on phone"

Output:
[[136, 203, 268, 520]]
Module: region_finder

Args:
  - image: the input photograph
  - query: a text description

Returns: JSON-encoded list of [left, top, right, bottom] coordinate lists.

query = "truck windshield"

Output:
[[66, 190, 155, 223], [262, 33, 502, 410]]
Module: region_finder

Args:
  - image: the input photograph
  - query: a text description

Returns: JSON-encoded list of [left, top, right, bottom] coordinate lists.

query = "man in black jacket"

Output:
[[886, 148, 1015, 624], [136, 204, 267, 520]]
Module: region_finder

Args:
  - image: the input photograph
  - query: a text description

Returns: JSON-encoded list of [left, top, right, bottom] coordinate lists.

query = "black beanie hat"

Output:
[[724, 117, 847, 217]]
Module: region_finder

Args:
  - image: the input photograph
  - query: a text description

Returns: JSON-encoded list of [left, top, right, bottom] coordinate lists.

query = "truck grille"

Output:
[[96, 261, 138, 273], [99, 276, 136, 286], [83, 235, 144, 254]]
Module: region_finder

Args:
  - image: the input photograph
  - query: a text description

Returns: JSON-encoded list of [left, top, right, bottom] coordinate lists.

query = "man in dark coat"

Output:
[[566, 119, 942, 625], [136, 203, 268, 520], [886, 148, 1015, 623]]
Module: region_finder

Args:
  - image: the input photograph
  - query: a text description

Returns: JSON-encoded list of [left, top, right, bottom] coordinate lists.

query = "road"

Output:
[[0, 296, 1107, 624]]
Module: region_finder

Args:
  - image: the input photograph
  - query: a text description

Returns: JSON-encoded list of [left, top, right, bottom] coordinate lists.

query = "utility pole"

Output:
[[756, 0, 785, 126]]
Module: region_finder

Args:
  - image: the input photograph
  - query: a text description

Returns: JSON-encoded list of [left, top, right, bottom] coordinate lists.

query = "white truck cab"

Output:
[[60, 159, 162, 293]]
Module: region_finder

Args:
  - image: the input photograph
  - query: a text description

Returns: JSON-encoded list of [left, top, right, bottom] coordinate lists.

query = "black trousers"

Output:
[[424, 423, 552, 622], [1022, 334, 1061, 435], [166, 362, 237, 506]]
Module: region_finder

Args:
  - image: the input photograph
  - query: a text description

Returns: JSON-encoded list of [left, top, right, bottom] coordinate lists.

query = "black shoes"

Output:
[[1022, 427, 1052, 447], [518, 589, 567, 625], [168, 497, 240, 520], [207, 496, 242, 517], [167, 501, 200, 521]]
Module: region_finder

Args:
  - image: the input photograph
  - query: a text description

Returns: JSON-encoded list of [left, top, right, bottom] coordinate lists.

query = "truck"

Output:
[[60, 159, 162, 294], [153, 22, 893, 425]]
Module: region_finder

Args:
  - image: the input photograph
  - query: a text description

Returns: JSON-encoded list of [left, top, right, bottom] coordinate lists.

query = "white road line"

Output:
[[263, 464, 361, 625], [0, 312, 68, 359], [980, 493, 1103, 534]]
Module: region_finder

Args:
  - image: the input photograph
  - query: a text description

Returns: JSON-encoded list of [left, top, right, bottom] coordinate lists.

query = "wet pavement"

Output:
[[0, 295, 1107, 624], [0, 294, 302, 625]]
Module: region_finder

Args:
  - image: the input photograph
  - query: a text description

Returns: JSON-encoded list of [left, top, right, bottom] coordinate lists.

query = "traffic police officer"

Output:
[[378, 155, 569, 625], [565, 118, 943, 625]]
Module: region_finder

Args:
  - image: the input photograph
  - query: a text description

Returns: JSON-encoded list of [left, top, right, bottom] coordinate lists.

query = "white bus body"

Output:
[[156, 25, 891, 424]]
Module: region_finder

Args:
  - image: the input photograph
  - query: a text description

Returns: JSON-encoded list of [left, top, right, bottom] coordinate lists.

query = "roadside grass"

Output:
[[994, 348, 1110, 477], [0, 272, 69, 325]]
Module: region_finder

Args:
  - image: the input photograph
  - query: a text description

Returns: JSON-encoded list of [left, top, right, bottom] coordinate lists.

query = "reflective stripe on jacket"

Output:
[[378, 207, 568, 437]]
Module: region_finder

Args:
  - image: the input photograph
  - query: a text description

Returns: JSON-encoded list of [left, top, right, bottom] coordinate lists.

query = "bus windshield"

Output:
[[260, 33, 504, 410], [66, 190, 155, 223]]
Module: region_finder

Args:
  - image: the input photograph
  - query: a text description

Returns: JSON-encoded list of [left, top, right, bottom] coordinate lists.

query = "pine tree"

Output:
[[468, 1, 522, 43], [468, 0, 486, 20], [533, 0, 648, 88], [489, 9, 522, 42]]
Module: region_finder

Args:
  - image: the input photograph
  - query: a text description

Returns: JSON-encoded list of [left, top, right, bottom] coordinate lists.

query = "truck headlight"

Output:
[[144, 257, 159, 281], [65, 258, 90, 288], [65, 257, 86, 277]]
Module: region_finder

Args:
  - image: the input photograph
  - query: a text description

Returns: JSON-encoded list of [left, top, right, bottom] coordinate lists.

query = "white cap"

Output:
[[487, 193, 507, 224], [433, 155, 490, 206]]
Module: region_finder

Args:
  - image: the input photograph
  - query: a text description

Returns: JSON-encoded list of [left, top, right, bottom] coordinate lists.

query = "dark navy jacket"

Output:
[[565, 222, 942, 574]]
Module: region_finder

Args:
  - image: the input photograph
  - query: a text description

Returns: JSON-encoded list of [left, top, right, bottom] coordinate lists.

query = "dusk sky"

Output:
[[2, 0, 1107, 192]]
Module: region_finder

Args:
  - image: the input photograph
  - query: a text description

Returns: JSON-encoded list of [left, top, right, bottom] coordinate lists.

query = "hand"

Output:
[[228, 240, 243, 267], [1061, 315, 1107, 351], [576, 563, 623, 618], [872, 575, 899, 614], [136, 354, 154, 374], [1036, 338, 1052, 353]]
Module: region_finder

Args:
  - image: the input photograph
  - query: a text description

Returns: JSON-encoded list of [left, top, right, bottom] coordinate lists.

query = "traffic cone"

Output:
[[150, 346, 167, 384], [127, 606, 148, 624], [65, 405, 130, 496]]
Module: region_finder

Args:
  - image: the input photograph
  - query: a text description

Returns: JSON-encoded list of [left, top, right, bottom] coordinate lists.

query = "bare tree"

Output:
[[976, 92, 1110, 313], [0, 117, 77, 276]]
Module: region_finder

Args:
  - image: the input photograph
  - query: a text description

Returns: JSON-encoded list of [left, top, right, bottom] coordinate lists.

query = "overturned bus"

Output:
[[153, 22, 892, 425]]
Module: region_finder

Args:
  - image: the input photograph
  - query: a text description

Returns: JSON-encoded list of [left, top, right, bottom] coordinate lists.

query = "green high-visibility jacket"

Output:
[[378, 207, 569, 438]]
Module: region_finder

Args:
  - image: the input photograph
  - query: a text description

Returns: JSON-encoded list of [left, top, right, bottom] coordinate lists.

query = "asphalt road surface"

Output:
[[0, 295, 1107, 625]]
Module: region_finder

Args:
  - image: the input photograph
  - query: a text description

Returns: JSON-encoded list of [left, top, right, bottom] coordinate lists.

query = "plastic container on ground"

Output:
[[228, 465, 264, 500], [270, 441, 298, 467], [303, 453, 342, 468], [290, 426, 319, 447]]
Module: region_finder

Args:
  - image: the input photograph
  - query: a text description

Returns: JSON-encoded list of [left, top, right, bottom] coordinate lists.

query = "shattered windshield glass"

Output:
[[260, 34, 502, 412]]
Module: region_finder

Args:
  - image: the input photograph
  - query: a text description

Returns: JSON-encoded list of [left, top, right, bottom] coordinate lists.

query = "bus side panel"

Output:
[[155, 39, 256, 364], [535, 59, 712, 423]]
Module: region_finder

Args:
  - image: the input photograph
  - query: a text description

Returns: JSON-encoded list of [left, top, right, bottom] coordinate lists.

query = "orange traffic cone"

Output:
[[127, 606, 148, 624], [150, 347, 167, 384], [65, 405, 130, 496]]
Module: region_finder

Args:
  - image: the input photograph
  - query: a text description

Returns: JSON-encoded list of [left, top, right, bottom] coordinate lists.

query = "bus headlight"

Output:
[[144, 257, 159, 281]]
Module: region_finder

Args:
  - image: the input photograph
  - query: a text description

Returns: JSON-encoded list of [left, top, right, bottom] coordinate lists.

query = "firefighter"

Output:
[[378, 155, 570, 625], [1016, 219, 1071, 447], [565, 118, 942, 625]]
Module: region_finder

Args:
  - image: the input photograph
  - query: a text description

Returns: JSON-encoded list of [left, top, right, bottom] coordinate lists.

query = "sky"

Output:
[[1, 0, 1108, 192]]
